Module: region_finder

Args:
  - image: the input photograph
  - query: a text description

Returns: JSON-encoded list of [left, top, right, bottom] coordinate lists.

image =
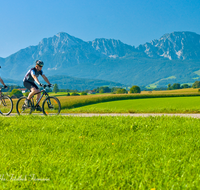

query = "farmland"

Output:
[[7, 88, 200, 114], [54, 88, 200, 113], [67, 96, 200, 113]]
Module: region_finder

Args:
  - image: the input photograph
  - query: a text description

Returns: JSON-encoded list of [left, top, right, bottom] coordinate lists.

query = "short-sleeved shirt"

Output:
[[23, 67, 43, 82]]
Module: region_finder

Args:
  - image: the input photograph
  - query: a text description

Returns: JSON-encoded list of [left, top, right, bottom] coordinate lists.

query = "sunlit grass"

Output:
[[68, 96, 200, 113], [1, 116, 200, 189]]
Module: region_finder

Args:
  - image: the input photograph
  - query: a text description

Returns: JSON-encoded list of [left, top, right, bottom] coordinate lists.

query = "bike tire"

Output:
[[16, 96, 33, 115], [42, 96, 61, 116], [0, 95, 13, 116]]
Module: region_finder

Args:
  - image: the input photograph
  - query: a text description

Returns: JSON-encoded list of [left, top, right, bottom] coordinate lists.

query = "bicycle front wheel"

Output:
[[16, 96, 32, 115], [0, 95, 13, 116], [42, 96, 61, 116]]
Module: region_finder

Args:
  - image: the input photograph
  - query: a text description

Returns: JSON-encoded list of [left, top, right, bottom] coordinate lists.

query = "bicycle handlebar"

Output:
[[41, 84, 54, 89]]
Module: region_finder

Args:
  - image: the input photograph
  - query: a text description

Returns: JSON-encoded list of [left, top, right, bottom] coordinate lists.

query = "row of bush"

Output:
[[7, 85, 141, 98], [167, 81, 200, 90], [8, 89, 88, 98]]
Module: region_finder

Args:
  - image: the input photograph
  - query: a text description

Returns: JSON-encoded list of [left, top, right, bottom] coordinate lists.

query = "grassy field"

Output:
[[1, 116, 200, 189], [67, 96, 200, 113], [60, 92, 200, 110]]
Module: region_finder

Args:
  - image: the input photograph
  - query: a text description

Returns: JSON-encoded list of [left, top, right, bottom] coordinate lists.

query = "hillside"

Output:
[[41, 75, 126, 90], [2, 75, 125, 90]]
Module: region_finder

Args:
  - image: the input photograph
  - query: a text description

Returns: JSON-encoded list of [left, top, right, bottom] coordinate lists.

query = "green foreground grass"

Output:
[[1, 116, 200, 189]]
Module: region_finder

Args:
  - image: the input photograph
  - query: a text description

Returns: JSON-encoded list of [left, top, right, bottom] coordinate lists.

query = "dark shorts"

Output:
[[23, 80, 39, 91]]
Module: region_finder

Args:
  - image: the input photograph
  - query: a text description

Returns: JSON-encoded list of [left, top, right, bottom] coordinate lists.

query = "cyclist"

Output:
[[0, 66, 8, 89], [23, 60, 52, 111]]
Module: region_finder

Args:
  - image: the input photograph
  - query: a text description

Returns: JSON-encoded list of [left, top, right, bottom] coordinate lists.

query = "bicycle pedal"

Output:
[[36, 106, 42, 112]]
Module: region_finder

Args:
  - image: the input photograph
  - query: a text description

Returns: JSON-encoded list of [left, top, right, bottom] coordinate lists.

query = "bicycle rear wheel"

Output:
[[0, 95, 13, 116], [42, 96, 61, 116], [16, 96, 33, 115]]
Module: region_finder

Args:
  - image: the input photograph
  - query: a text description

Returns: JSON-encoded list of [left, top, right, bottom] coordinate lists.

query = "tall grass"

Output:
[[1, 116, 200, 189]]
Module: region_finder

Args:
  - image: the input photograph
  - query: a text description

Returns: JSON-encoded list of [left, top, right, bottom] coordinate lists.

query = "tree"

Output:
[[116, 88, 127, 94], [181, 84, 190, 88], [99, 89, 104, 93], [192, 81, 200, 88], [99, 86, 111, 93], [171, 83, 181, 89], [167, 84, 171, 90], [81, 91, 87, 95], [10, 89, 23, 98], [130, 85, 141, 93], [53, 84, 59, 93]]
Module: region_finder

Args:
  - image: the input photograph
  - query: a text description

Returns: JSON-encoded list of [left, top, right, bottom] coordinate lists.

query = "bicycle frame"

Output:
[[30, 88, 49, 108]]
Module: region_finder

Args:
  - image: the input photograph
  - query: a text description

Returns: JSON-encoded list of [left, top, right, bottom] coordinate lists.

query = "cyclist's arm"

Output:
[[31, 74, 41, 86], [0, 77, 6, 86], [41, 74, 51, 85]]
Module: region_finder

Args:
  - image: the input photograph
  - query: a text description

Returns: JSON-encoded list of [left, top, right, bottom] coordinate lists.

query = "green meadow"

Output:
[[64, 96, 200, 113], [1, 116, 200, 189]]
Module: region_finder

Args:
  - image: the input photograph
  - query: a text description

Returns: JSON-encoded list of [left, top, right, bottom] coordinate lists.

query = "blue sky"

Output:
[[0, 0, 200, 58]]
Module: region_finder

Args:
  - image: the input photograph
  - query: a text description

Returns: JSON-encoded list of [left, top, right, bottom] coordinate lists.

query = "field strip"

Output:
[[4, 113, 200, 118]]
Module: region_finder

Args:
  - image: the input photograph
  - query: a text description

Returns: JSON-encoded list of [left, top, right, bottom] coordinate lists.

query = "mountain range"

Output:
[[1, 31, 200, 90]]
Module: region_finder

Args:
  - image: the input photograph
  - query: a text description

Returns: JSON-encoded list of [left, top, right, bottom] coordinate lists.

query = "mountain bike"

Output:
[[16, 85, 61, 116], [0, 87, 13, 116]]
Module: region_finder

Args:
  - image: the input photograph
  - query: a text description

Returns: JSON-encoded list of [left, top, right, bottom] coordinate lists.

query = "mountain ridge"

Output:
[[1, 31, 200, 89]]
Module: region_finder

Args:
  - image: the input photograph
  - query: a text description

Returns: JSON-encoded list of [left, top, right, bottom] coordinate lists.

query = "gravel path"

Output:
[[5, 113, 200, 118], [62, 113, 200, 118]]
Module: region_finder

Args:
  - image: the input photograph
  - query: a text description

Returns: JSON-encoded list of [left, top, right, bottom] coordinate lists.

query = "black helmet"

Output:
[[36, 60, 44, 67]]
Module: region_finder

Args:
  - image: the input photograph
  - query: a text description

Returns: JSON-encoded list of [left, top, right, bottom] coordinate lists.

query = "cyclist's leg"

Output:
[[28, 87, 40, 100], [23, 80, 39, 103], [36, 91, 41, 105]]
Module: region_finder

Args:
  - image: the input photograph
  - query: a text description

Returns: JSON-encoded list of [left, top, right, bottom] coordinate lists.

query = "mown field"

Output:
[[67, 96, 200, 113], [1, 116, 200, 189]]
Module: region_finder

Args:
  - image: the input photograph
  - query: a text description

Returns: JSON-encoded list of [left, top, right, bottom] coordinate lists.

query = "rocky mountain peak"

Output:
[[89, 38, 135, 57], [138, 31, 200, 60], [37, 32, 86, 56]]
